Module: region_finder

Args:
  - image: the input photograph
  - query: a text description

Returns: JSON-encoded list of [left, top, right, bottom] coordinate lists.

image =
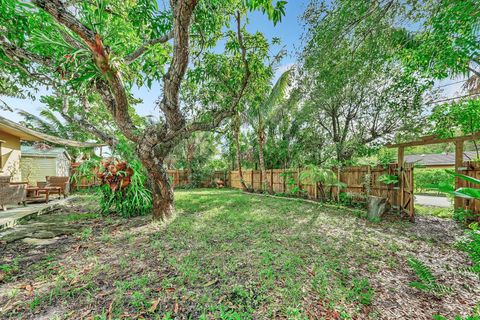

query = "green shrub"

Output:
[[453, 208, 477, 224], [457, 223, 480, 277], [415, 205, 453, 219], [378, 174, 398, 185], [97, 159, 152, 218], [414, 169, 454, 193]]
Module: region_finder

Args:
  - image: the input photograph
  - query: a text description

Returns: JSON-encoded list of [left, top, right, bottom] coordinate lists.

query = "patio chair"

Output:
[[0, 176, 27, 211], [45, 176, 70, 198]]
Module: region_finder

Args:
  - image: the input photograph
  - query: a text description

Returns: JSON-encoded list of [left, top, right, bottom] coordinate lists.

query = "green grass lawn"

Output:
[[0, 189, 478, 319]]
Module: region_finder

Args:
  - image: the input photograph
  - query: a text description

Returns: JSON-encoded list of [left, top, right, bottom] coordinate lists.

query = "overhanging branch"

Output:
[[32, 0, 97, 49], [124, 31, 174, 64]]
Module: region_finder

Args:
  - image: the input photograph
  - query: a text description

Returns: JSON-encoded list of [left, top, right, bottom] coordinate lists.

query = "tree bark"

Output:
[[138, 148, 175, 221], [233, 114, 249, 191], [7, 0, 259, 221], [257, 123, 271, 194], [150, 169, 175, 221]]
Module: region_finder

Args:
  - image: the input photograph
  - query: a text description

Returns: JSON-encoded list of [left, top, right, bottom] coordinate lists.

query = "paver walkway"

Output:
[[0, 199, 67, 231], [414, 195, 452, 208]]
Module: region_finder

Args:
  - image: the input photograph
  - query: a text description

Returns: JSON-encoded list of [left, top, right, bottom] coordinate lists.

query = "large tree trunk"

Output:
[[257, 125, 271, 194], [138, 148, 175, 221], [150, 170, 175, 221], [233, 115, 249, 191]]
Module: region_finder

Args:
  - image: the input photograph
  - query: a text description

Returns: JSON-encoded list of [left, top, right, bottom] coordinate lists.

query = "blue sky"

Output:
[[0, 0, 465, 123], [0, 1, 308, 123]]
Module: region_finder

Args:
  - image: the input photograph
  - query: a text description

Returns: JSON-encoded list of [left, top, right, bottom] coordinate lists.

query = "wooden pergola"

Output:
[[387, 131, 480, 211]]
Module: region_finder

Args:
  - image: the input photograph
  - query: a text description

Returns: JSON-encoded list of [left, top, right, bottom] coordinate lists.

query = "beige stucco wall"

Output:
[[0, 130, 21, 181]]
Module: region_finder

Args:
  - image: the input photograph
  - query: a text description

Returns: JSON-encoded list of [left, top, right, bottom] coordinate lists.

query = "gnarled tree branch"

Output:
[[32, 0, 140, 143], [175, 11, 252, 137], [0, 34, 54, 67], [159, 0, 198, 132], [124, 30, 174, 64], [32, 0, 96, 49]]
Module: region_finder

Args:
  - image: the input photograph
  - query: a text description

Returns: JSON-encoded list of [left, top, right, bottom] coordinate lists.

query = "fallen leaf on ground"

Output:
[[204, 279, 218, 287], [24, 284, 34, 296], [149, 298, 161, 313], [107, 300, 113, 320]]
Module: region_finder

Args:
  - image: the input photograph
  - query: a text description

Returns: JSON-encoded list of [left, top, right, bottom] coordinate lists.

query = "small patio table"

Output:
[[37, 187, 62, 203], [26, 186, 40, 198]]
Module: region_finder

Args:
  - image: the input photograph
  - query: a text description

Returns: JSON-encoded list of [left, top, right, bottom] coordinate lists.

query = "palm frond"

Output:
[[40, 109, 67, 132], [264, 69, 292, 112], [16, 109, 54, 134]]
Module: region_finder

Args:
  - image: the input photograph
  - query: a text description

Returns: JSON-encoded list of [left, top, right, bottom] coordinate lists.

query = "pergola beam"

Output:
[[454, 141, 464, 210], [386, 132, 480, 148]]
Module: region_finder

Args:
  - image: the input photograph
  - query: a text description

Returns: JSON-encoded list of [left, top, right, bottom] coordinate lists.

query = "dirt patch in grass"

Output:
[[0, 190, 478, 319]]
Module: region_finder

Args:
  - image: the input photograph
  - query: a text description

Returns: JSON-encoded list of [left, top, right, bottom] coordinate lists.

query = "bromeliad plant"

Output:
[[72, 138, 152, 218], [97, 157, 152, 218], [73, 157, 152, 218]]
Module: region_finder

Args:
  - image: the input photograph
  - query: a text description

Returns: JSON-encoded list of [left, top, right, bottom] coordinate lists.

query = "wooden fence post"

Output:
[[398, 146, 404, 214], [367, 165, 371, 197], [337, 167, 341, 202], [297, 167, 300, 189], [259, 169, 262, 192], [454, 141, 464, 211], [251, 170, 254, 190], [270, 169, 274, 193]]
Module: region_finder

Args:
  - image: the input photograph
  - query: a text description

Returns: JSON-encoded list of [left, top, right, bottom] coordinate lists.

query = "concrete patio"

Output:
[[0, 199, 67, 231]]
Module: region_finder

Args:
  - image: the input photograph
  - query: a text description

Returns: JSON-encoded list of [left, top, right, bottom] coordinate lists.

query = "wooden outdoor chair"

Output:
[[45, 176, 70, 198], [0, 176, 27, 211]]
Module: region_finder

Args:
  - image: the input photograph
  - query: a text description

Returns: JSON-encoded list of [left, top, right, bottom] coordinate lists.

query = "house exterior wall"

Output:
[[56, 152, 70, 177], [0, 131, 21, 181], [20, 156, 57, 184]]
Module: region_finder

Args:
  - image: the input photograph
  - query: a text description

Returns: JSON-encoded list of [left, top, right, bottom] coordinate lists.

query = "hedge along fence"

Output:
[[414, 168, 455, 193], [229, 165, 401, 209], [167, 170, 229, 188]]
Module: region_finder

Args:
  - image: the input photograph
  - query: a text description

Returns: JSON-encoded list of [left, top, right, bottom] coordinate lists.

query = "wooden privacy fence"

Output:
[[230, 166, 401, 203], [456, 161, 480, 213], [167, 170, 228, 188], [229, 164, 417, 217]]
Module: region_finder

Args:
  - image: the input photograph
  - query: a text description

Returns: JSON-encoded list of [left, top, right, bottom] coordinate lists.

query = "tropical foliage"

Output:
[[72, 138, 152, 217]]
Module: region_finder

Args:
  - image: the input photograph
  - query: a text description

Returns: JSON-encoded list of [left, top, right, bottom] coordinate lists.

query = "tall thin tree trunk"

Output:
[[233, 114, 248, 191], [257, 124, 271, 194], [473, 140, 479, 159], [186, 141, 195, 184]]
